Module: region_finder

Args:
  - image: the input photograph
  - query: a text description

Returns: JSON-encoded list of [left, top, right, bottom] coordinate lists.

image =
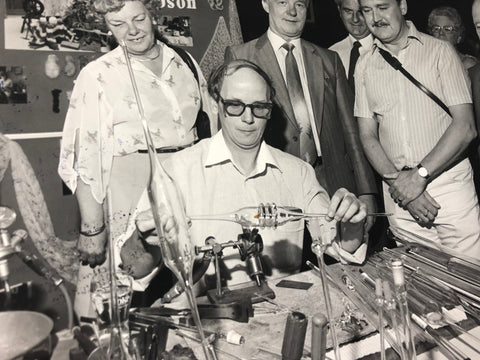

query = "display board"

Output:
[[0, 0, 242, 329]]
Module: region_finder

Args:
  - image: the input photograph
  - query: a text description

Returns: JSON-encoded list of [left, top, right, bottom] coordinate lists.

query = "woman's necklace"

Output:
[[128, 45, 161, 62]]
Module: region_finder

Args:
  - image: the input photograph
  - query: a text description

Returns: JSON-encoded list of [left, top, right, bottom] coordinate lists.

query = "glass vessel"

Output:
[[91, 269, 133, 358], [121, 42, 216, 360], [308, 219, 341, 360], [189, 205, 389, 229], [391, 259, 417, 360]]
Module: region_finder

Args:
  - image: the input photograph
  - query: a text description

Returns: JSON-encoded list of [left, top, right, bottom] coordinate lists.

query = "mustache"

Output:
[[373, 20, 389, 27]]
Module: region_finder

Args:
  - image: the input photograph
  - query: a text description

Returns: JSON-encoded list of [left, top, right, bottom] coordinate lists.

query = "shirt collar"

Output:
[[267, 29, 302, 52], [205, 131, 281, 175], [349, 33, 373, 49], [372, 20, 423, 53]]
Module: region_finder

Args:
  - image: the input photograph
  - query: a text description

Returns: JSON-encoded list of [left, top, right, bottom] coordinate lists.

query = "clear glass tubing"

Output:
[[188, 205, 391, 229]]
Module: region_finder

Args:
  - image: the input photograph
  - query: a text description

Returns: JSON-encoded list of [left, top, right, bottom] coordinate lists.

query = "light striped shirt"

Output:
[[354, 21, 472, 170]]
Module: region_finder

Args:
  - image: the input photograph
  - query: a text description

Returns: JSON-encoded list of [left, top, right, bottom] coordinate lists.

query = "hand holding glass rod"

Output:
[[188, 204, 391, 229]]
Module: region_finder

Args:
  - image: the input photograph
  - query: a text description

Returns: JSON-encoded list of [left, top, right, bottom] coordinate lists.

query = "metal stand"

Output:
[[195, 228, 276, 305]]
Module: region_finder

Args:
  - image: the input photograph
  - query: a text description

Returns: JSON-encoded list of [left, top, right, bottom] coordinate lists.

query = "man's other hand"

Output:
[[328, 188, 367, 223], [384, 169, 428, 206]]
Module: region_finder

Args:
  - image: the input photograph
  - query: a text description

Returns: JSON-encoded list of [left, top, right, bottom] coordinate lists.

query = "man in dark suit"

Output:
[[469, 0, 480, 197], [225, 0, 377, 233]]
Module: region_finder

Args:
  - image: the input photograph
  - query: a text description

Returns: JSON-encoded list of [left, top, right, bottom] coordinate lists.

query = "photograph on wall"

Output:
[[4, 0, 110, 52], [0, 66, 28, 104], [157, 16, 194, 47], [4, 0, 199, 52]]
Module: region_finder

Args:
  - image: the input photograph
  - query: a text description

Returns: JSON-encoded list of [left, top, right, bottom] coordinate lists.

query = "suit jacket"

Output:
[[468, 63, 480, 194], [225, 33, 376, 197]]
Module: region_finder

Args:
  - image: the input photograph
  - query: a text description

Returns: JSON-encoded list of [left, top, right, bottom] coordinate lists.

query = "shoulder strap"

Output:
[[164, 43, 211, 139], [165, 43, 199, 83], [377, 47, 451, 117]]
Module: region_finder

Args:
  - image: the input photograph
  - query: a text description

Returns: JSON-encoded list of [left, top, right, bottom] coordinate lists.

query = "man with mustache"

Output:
[[355, 0, 480, 257]]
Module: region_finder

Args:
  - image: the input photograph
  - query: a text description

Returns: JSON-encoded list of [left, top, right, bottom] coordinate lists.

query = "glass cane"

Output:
[[308, 220, 342, 360]]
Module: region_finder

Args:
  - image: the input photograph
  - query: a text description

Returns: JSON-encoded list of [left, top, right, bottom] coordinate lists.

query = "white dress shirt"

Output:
[[329, 34, 374, 76], [267, 29, 322, 156]]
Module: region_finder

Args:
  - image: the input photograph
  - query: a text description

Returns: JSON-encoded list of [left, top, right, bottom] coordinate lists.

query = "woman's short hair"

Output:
[[93, 0, 151, 15], [428, 6, 465, 36], [208, 59, 275, 102]]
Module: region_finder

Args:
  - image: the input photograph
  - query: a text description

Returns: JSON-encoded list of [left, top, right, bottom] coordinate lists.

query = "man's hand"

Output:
[[328, 188, 367, 223], [358, 194, 377, 233], [384, 169, 428, 206], [405, 191, 441, 225], [135, 209, 179, 246], [77, 230, 107, 267]]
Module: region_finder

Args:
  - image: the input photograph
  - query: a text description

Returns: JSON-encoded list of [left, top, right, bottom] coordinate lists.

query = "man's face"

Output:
[[359, 0, 408, 45], [262, 0, 309, 41], [338, 0, 370, 40], [473, 1, 480, 39], [217, 68, 270, 153]]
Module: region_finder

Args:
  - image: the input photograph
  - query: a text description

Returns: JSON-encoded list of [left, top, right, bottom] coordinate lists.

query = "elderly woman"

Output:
[[58, 0, 216, 315], [428, 6, 478, 70]]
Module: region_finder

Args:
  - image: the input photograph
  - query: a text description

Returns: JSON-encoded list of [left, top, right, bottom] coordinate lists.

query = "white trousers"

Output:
[[384, 159, 480, 259]]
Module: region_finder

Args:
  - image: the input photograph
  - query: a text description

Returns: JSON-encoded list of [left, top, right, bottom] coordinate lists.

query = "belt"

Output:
[[137, 141, 197, 154]]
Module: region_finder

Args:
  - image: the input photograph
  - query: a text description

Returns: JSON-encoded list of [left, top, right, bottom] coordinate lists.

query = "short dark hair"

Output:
[[208, 59, 276, 102], [93, 0, 151, 15]]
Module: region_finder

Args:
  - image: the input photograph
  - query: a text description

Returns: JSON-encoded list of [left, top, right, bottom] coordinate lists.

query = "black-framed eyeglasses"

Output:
[[430, 25, 458, 34], [219, 96, 273, 119]]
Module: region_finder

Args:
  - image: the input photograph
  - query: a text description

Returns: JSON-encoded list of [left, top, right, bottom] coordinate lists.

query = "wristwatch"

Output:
[[417, 164, 430, 179]]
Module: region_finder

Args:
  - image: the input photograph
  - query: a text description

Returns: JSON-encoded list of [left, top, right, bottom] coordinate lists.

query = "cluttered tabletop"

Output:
[[28, 241, 480, 360]]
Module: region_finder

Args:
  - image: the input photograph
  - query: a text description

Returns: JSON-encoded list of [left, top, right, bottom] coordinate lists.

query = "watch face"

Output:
[[418, 167, 428, 178]]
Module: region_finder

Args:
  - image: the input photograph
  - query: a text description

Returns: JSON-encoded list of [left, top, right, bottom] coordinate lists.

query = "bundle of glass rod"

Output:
[[338, 265, 420, 359], [362, 243, 480, 359], [377, 240, 480, 314]]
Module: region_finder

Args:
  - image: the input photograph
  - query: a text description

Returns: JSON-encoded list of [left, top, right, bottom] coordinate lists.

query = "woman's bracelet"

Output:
[[79, 223, 106, 237]]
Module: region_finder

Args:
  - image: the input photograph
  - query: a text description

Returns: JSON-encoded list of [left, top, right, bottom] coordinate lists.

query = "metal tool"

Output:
[[193, 230, 275, 305], [0, 206, 25, 303]]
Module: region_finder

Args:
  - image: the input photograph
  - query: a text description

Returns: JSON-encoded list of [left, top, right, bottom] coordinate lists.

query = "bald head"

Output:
[[473, 0, 480, 39]]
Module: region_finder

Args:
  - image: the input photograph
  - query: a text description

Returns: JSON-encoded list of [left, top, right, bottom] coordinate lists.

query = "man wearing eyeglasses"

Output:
[[224, 0, 378, 239], [355, 0, 480, 257], [119, 60, 368, 289]]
